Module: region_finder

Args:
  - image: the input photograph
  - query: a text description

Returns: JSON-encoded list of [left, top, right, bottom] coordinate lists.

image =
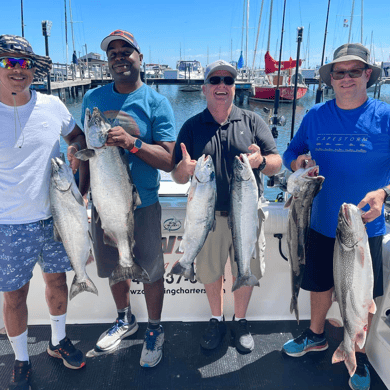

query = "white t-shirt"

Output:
[[0, 90, 76, 224]]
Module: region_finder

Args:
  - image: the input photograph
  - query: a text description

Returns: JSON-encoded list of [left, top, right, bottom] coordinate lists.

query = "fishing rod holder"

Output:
[[267, 169, 289, 192], [263, 107, 286, 128]]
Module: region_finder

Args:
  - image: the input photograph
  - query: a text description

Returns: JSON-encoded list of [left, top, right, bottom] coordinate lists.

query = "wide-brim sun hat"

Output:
[[204, 60, 237, 82], [0, 34, 52, 79], [319, 43, 381, 88], [101, 30, 141, 53]]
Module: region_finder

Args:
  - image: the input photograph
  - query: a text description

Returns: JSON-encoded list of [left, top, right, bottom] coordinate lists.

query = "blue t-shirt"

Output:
[[81, 83, 176, 208], [283, 98, 390, 238]]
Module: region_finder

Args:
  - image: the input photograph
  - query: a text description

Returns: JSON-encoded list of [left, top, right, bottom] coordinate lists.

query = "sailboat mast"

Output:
[[21, 0, 25, 37], [241, 0, 245, 58], [252, 0, 264, 69], [361, 0, 363, 44], [348, 0, 355, 43], [69, 0, 76, 54], [64, 0, 68, 66], [266, 0, 273, 53], [246, 0, 249, 70]]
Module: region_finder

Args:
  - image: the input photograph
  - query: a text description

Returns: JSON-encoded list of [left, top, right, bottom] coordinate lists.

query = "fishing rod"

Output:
[[315, 0, 331, 104], [290, 27, 304, 141]]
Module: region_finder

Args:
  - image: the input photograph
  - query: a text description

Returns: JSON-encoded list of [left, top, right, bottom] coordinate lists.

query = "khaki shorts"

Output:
[[195, 204, 266, 285]]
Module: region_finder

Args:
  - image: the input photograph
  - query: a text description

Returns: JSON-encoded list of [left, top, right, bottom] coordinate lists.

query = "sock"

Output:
[[117, 305, 132, 323], [211, 315, 223, 322], [50, 313, 67, 346], [8, 329, 29, 363], [234, 316, 245, 321], [148, 318, 161, 330]]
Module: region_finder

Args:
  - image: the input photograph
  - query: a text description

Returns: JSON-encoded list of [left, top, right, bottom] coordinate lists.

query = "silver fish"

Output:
[[230, 154, 260, 292], [332, 203, 376, 377], [285, 166, 324, 322], [50, 157, 98, 300], [75, 107, 148, 286], [169, 155, 217, 280]]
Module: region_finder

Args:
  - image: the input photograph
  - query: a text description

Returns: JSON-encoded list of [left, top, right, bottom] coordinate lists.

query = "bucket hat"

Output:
[[101, 30, 141, 53], [0, 34, 52, 78], [319, 43, 381, 88]]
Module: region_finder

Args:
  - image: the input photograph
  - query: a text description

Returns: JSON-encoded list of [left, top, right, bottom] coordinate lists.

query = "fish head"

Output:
[[194, 155, 215, 183], [84, 107, 111, 149], [287, 166, 324, 197], [336, 203, 365, 246], [50, 157, 74, 191], [232, 154, 253, 182]]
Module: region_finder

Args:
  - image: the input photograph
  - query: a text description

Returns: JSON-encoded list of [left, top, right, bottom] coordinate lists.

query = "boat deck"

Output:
[[0, 320, 387, 390]]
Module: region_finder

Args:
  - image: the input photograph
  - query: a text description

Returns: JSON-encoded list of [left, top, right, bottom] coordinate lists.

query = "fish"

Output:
[[50, 157, 98, 300], [285, 166, 324, 322], [168, 155, 217, 280], [75, 107, 148, 286], [230, 154, 260, 292], [332, 203, 376, 377]]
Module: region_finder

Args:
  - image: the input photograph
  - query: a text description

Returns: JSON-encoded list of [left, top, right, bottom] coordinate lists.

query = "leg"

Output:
[[232, 277, 253, 318], [204, 276, 224, 316], [110, 279, 131, 310], [309, 288, 333, 334], [144, 277, 164, 321], [42, 272, 68, 316]]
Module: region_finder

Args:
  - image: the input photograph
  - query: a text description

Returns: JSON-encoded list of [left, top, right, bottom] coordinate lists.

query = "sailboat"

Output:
[[249, 0, 308, 102]]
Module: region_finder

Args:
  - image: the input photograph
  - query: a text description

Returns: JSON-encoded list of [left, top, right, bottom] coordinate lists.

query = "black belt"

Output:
[[215, 211, 229, 217]]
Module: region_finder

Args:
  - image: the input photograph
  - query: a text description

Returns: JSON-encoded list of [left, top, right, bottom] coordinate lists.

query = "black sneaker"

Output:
[[47, 336, 86, 369], [232, 317, 254, 353], [8, 360, 31, 390], [200, 318, 226, 350]]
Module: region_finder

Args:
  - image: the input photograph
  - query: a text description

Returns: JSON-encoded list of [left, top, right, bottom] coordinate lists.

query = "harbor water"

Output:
[[62, 83, 390, 201]]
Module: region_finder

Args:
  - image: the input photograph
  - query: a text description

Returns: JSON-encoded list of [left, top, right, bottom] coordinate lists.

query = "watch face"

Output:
[[134, 138, 142, 149]]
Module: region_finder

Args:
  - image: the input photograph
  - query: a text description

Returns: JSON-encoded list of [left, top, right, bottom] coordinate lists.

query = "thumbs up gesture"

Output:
[[180, 143, 197, 177]]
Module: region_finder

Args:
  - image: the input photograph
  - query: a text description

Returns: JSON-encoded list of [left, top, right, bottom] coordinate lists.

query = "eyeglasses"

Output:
[[330, 67, 368, 80], [0, 57, 35, 70], [205, 76, 235, 86]]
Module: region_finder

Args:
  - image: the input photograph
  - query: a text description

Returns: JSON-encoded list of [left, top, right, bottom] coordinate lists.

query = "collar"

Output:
[[201, 104, 242, 124]]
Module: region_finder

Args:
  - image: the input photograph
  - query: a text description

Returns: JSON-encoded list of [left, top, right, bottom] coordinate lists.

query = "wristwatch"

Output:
[[257, 156, 267, 172], [381, 186, 390, 202], [130, 138, 143, 154]]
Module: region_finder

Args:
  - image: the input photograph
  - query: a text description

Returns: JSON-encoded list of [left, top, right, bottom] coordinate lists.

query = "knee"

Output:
[[3, 284, 29, 310], [44, 272, 67, 291]]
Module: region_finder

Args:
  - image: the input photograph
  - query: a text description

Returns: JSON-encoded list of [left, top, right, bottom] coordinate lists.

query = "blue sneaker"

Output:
[[282, 328, 328, 357], [140, 325, 164, 368], [349, 352, 370, 390]]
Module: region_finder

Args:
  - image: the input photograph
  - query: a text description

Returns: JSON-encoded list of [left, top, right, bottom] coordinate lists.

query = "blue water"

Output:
[[61, 83, 390, 200]]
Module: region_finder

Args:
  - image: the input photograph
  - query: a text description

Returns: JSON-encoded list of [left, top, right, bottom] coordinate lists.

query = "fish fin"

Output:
[[75, 149, 95, 161], [132, 184, 142, 209], [331, 289, 338, 303], [69, 275, 98, 300], [332, 342, 357, 377], [369, 299, 377, 314], [53, 224, 62, 242], [71, 183, 84, 206], [231, 275, 259, 292], [290, 296, 299, 324], [178, 239, 185, 253], [284, 196, 293, 208], [109, 263, 150, 286], [169, 261, 195, 281], [356, 330, 367, 350], [103, 232, 118, 247]]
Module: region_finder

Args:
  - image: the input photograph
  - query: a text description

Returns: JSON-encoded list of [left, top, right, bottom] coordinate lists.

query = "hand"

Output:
[[291, 154, 316, 171], [179, 143, 197, 177], [247, 144, 263, 169], [357, 189, 386, 223], [106, 126, 135, 150], [67, 144, 81, 174]]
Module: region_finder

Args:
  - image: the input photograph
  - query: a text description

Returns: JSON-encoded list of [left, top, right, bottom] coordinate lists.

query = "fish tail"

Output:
[[231, 274, 259, 292], [332, 342, 357, 377], [168, 261, 195, 281], [290, 296, 299, 324], [109, 263, 150, 286], [69, 275, 99, 300]]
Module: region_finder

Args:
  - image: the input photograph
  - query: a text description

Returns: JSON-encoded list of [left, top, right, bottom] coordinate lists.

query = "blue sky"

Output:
[[2, 0, 390, 69]]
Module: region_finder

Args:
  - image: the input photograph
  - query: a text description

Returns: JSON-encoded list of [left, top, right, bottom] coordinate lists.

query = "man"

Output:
[[282, 43, 390, 390], [81, 30, 175, 367], [0, 35, 88, 390], [172, 60, 282, 353]]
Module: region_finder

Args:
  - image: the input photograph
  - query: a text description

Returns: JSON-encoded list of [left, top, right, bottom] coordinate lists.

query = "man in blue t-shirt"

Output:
[[282, 43, 390, 390], [81, 29, 176, 368]]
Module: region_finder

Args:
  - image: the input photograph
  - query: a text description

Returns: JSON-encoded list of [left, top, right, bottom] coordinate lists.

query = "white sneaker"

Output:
[[95, 315, 138, 352], [140, 325, 164, 367]]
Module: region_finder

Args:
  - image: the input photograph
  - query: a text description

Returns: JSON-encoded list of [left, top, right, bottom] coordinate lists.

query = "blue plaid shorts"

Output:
[[0, 218, 72, 292]]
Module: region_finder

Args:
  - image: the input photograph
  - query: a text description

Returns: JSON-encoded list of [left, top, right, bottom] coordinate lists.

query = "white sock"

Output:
[[211, 315, 223, 322], [50, 313, 67, 346], [234, 316, 245, 321], [8, 329, 29, 362]]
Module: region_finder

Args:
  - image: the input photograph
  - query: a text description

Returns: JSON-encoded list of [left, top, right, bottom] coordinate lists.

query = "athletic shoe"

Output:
[[349, 352, 371, 390], [7, 360, 31, 390], [95, 315, 139, 353], [47, 336, 86, 369], [200, 318, 227, 350], [140, 325, 164, 368], [232, 317, 254, 353], [282, 328, 328, 357]]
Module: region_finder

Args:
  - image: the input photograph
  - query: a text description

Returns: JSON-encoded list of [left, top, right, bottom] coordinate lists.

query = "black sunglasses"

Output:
[[205, 76, 235, 86], [330, 67, 368, 80]]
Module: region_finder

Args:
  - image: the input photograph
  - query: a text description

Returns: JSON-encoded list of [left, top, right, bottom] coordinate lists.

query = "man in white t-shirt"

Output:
[[0, 35, 88, 390]]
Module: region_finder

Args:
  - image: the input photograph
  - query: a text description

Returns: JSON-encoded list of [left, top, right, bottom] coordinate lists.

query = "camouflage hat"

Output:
[[0, 34, 52, 78], [101, 30, 141, 53]]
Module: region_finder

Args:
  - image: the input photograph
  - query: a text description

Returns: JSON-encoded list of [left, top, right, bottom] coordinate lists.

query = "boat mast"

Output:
[[69, 0, 76, 54], [21, 0, 25, 37], [64, 0, 68, 68], [246, 0, 249, 70], [361, 0, 363, 44], [266, 0, 273, 53], [348, 0, 355, 43], [252, 0, 265, 70]]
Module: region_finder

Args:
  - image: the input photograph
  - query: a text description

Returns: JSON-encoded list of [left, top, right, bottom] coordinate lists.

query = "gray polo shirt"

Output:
[[175, 104, 278, 211]]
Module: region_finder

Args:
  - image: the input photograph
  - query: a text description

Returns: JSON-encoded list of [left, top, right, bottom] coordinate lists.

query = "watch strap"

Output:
[[257, 156, 267, 172], [381, 186, 390, 201]]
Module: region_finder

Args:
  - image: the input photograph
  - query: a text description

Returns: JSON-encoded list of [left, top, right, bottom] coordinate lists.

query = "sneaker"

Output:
[[349, 352, 370, 390], [200, 318, 227, 350], [140, 325, 164, 368], [95, 315, 139, 352], [282, 328, 328, 357], [8, 360, 31, 390], [232, 317, 254, 353], [47, 336, 86, 369]]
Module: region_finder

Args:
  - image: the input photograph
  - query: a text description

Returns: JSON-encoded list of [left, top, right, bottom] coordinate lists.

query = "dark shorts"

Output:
[[302, 228, 384, 298], [90, 201, 165, 283], [0, 218, 72, 292]]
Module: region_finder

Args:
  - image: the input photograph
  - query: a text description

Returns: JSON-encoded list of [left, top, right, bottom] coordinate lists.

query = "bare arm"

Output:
[[171, 143, 197, 184]]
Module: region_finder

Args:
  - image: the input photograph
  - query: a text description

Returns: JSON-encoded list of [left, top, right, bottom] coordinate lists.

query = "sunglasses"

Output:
[[206, 76, 235, 86], [0, 57, 35, 70], [330, 67, 368, 80]]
